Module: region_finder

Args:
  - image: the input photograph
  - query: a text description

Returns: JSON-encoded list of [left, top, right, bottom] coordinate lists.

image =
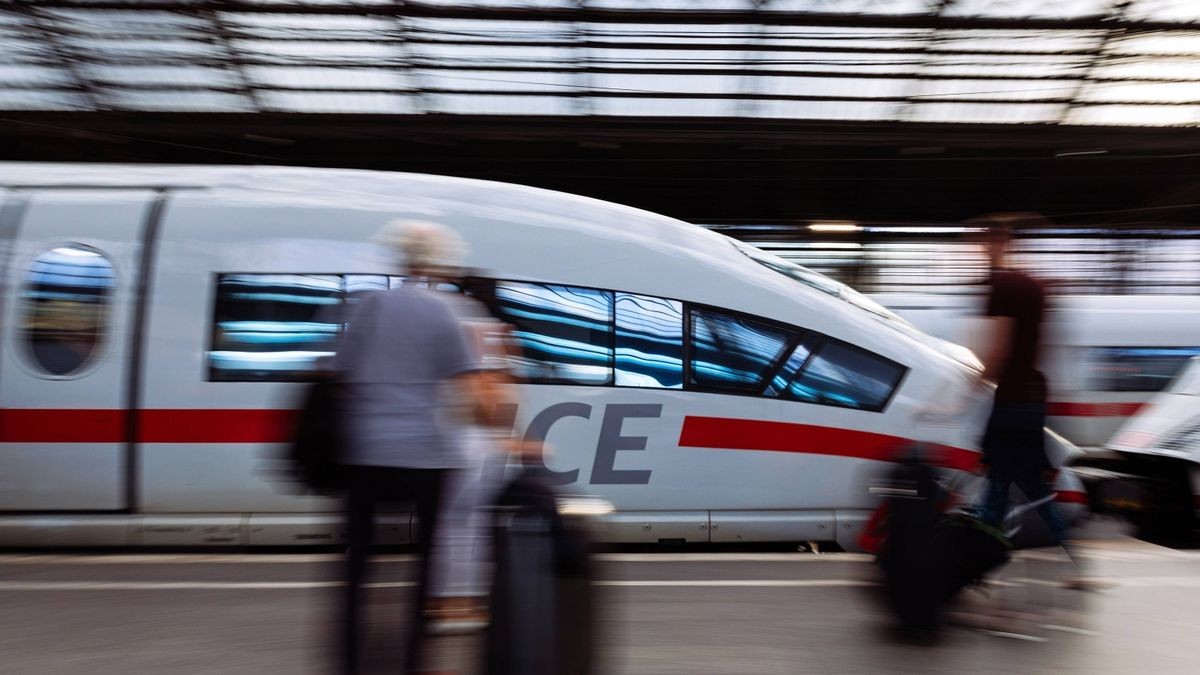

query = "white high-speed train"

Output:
[[871, 294, 1200, 449], [1075, 357, 1200, 538], [0, 163, 1084, 549]]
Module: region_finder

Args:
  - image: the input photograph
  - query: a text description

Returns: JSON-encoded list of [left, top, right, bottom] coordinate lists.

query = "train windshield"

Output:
[[1169, 359, 1200, 395], [731, 240, 905, 324]]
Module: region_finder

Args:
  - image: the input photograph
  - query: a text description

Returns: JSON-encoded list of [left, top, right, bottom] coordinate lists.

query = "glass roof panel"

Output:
[[1109, 33, 1200, 56], [1128, 0, 1200, 22], [418, 0, 576, 5], [1094, 57, 1200, 80], [1077, 81, 1200, 104], [231, 39, 399, 64], [409, 18, 575, 42], [921, 54, 1090, 78], [259, 91, 414, 113], [586, 23, 764, 44], [760, 75, 914, 98], [43, 10, 212, 38], [908, 102, 1064, 123], [0, 65, 73, 87], [82, 65, 241, 88], [909, 78, 1079, 101], [419, 69, 573, 92], [591, 72, 744, 95], [431, 93, 571, 115], [76, 38, 224, 60], [3, 1, 1200, 124], [944, 0, 1112, 19], [592, 96, 735, 116], [223, 13, 394, 36], [104, 90, 255, 112], [927, 30, 1105, 54], [248, 66, 408, 90], [752, 99, 904, 120], [0, 90, 89, 111], [416, 44, 567, 64], [756, 50, 925, 76], [589, 1, 758, 9], [769, 0, 933, 13], [1064, 103, 1200, 125]]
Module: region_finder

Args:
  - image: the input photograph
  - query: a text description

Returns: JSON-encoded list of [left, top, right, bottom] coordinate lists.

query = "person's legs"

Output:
[[977, 470, 1014, 529], [341, 468, 377, 675], [1013, 472, 1071, 548], [401, 468, 447, 675]]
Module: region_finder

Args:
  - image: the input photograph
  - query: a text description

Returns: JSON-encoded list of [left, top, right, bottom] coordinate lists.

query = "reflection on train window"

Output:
[[344, 275, 390, 311], [494, 282, 613, 385], [765, 338, 817, 398], [690, 308, 793, 392], [615, 293, 683, 388], [209, 274, 341, 381], [1088, 347, 1200, 393], [787, 340, 905, 411], [21, 245, 114, 376]]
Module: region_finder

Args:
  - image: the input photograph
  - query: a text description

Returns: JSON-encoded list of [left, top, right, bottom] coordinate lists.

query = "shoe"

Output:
[[1060, 576, 1110, 591], [426, 608, 489, 636]]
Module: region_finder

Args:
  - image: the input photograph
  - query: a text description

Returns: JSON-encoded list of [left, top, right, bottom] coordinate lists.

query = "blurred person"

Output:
[[969, 214, 1087, 586], [333, 219, 499, 675], [425, 274, 522, 634]]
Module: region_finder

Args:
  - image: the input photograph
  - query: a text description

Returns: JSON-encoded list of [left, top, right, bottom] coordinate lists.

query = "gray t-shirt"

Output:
[[333, 285, 478, 469]]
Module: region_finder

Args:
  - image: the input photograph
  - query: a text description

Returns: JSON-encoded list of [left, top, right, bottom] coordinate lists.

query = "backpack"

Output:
[[288, 376, 346, 493]]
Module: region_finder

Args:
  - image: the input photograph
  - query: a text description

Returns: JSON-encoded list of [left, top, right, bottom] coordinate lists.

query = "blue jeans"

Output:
[[977, 402, 1069, 546], [978, 466, 1070, 546]]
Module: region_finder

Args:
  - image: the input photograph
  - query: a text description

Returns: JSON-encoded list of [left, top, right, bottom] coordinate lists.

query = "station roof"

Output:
[[3, 1, 1200, 126]]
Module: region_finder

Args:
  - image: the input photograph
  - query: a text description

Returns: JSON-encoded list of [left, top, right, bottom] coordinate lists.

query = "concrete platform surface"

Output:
[[1, 537, 1199, 674]]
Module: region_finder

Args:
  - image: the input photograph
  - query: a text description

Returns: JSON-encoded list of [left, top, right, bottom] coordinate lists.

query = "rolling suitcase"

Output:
[[485, 468, 595, 675]]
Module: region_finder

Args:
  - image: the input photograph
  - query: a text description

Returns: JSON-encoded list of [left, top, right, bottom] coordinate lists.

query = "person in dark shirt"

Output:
[[972, 215, 1075, 562]]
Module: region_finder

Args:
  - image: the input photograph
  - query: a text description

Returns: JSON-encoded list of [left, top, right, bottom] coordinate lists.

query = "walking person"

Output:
[[333, 220, 497, 674], [425, 276, 521, 634], [970, 214, 1087, 585]]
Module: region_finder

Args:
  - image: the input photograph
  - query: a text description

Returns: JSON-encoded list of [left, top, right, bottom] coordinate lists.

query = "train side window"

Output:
[[786, 340, 905, 411], [615, 292, 683, 388], [208, 274, 342, 382], [20, 245, 115, 377], [689, 308, 793, 393], [1087, 347, 1200, 393], [494, 281, 613, 385]]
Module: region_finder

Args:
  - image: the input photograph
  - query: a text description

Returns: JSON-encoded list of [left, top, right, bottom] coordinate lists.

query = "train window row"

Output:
[[1087, 347, 1200, 393], [207, 275, 906, 412]]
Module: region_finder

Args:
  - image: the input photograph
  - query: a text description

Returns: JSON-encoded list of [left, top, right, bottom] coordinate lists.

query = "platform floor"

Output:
[[1, 534, 1198, 674]]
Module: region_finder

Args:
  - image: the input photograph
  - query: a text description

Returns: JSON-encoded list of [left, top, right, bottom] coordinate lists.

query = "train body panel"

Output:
[[0, 163, 1084, 547]]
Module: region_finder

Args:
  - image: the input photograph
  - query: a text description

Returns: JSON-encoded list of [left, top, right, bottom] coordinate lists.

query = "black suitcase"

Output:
[[876, 459, 945, 632], [485, 468, 596, 675]]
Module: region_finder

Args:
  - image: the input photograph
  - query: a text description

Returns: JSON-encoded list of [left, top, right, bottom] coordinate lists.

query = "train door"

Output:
[[0, 189, 160, 511]]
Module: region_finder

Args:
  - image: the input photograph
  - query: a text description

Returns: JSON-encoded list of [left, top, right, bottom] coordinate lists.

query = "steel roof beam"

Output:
[[13, 1, 1200, 32]]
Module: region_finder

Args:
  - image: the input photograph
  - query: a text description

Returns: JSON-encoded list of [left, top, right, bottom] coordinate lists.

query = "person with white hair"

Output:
[[333, 219, 504, 675]]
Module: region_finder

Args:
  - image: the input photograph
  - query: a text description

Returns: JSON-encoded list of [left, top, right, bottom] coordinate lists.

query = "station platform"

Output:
[[1, 530, 1198, 674]]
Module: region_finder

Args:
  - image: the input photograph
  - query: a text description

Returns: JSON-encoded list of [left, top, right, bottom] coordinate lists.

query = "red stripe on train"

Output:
[[0, 409, 128, 443], [0, 409, 295, 444], [1047, 402, 1145, 417], [137, 409, 296, 443], [678, 415, 980, 472]]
